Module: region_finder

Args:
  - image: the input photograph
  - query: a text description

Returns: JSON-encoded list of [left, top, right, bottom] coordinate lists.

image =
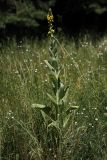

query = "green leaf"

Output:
[[58, 82, 65, 98], [44, 60, 55, 72], [44, 60, 61, 79], [59, 84, 69, 100], [48, 120, 60, 132], [55, 70, 61, 80], [32, 103, 46, 109], [41, 110, 53, 124], [60, 87, 69, 104], [63, 114, 71, 129], [51, 77, 60, 94], [47, 93, 57, 105], [49, 57, 58, 71]]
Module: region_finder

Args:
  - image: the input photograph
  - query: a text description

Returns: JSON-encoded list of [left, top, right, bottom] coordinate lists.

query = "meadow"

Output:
[[0, 34, 107, 160]]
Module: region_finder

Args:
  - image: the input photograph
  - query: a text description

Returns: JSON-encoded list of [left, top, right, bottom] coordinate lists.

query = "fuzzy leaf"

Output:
[[48, 120, 60, 132], [51, 77, 60, 94], [44, 60, 55, 72], [45, 60, 60, 79], [58, 83, 65, 99], [55, 70, 61, 80], [32, 103, 46, 109], [60, 87, 69, 104], [59, 85, 69, 100], [41, 110, 53, 124], [47, 93, 57, 105], [63, 114, 71, 128], [49, 57, 58, 71]]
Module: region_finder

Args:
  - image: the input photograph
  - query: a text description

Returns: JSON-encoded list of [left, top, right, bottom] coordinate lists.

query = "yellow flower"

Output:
[[47, 15, 54, 22], [47, 8, 55, 37], [47, 8, 54, 24]]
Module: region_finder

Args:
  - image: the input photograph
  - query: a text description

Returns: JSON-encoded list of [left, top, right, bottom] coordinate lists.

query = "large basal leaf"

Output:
[[32, 103, 46, 109]]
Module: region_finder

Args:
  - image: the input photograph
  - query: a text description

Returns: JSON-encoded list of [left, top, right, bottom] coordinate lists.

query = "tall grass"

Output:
[[0, 35, 107, 160]]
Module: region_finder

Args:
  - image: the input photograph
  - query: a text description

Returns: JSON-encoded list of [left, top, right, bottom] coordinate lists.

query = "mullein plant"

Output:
[[32, 8, 78, 159]]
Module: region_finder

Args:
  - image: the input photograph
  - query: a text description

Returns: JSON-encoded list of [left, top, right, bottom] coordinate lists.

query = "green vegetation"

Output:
[[1, 0, 107, 37], [31, 9, 79, 160], [1, 33, 107, 159], [0, 0, 55, 32]]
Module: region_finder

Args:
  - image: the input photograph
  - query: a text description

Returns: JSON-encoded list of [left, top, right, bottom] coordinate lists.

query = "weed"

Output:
[[0, 11, 107, 160]]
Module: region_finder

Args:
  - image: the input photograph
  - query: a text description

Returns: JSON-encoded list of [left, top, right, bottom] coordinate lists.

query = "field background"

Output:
[[0, 36, 107, 159], [1, 0, 107, 159]]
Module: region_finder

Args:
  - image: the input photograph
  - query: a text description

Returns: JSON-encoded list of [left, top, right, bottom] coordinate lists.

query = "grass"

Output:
[[0, 35, 107, 160]]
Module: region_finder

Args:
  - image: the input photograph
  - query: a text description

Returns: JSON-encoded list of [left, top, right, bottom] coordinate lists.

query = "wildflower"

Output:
[[47, 8, 54, 23], [24, 59, 28, 63], [95, 118, 98, 121], [15, 70, 19, 74], [30, 59, 32, 62], [26, 49, 29, 52], [75, 122, 77, 125], [89, 123, 92, 126], [35, 69, 38, 73], [47, 8, 55, 37], [47, 15, 54, 23]]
